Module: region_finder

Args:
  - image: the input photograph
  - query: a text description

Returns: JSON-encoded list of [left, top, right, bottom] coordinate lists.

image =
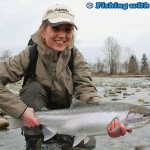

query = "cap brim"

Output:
[[47, 19, 77, 30]]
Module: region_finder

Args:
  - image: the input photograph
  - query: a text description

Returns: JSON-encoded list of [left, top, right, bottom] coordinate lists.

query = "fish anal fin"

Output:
[[42, 125, 57, 141], [84, 136, 90, 144], [73, 135, 86, 147]]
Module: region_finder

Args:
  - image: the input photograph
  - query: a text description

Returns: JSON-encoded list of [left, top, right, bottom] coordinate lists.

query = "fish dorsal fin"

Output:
[[40, 107, 49, 111], [73, 135, 86, 147], [42, 125, 57, 141], [70, 99, 87, 108]]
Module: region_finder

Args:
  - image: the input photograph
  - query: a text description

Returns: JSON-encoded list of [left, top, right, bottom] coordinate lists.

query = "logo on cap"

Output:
[[55, 8, 73, 17]]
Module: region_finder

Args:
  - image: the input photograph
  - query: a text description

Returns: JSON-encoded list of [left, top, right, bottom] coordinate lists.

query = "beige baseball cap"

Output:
[[42, 4, 77, 29]]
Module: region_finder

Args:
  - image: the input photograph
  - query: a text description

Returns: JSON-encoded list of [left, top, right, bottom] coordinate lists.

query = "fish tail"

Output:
[[6, 117, 22, 129]]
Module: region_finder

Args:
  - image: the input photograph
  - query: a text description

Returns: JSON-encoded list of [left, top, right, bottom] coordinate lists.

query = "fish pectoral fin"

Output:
[[84, 136, 90, 144], [42, 125, 57, 141], [73, 135, 86, 147]]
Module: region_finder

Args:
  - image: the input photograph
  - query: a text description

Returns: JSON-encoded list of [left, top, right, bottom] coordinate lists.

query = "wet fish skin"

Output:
[[35, 102, 150, 146], [7, 102, 150, 147]]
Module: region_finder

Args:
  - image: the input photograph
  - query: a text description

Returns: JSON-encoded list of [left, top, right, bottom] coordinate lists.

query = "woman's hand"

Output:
[[21, 107, 39, 128], [107, 118, 132, 138]]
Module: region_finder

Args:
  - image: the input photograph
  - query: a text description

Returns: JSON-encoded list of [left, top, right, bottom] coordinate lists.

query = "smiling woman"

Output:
[[39, 20, 75, 51], [0, 2, 140, 150], [0, 3, 101, 150]]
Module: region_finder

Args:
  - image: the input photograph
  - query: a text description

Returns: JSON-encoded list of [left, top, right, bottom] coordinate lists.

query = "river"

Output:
[[0, 77, 150, 150]]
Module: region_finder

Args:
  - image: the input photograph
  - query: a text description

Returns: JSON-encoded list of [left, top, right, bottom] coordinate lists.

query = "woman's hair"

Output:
[[39, 20, 49, 31]]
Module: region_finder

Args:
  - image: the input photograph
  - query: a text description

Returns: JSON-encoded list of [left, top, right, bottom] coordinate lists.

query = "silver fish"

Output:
[[7, 102, 150, 147]]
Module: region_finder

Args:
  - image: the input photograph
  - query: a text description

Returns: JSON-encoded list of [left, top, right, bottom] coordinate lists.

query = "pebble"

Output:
[[0, 118, 9, 129], [135, 145, 145, 150]]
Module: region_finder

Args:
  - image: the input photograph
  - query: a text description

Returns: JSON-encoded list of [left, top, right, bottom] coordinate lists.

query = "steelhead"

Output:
[[6, 102, 150, 147]]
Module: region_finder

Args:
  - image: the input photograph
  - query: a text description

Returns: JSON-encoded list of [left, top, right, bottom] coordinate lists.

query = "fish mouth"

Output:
[[125, 108, 150, 129]]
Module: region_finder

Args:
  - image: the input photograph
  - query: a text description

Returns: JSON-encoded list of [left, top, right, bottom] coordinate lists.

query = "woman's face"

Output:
[[42, 24, 74, 51]]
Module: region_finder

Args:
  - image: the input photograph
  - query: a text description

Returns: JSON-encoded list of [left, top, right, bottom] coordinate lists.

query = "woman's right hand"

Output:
[[21, 107, 39, 128], [107, 118, 132, 138]]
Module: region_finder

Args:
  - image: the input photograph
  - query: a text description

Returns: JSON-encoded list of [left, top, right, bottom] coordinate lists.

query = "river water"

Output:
[[0, 77, 150, 150]]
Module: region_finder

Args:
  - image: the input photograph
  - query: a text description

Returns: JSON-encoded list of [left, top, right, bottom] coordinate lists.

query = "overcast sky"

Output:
[[0, 0, 150, 63]]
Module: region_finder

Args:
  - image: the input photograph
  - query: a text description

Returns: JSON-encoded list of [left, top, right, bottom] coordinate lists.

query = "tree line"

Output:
[[89, 36, 150, 75]]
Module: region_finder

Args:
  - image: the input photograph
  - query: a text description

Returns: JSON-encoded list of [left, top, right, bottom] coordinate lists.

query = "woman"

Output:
[[0, 3, 131, 150]]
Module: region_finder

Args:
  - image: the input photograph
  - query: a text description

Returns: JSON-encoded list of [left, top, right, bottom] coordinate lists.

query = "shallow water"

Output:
[[0, 77, 150, 150], [94, 77, 150, 150]]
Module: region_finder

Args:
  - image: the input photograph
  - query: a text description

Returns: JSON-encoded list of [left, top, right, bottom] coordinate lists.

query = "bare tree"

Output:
[[0, 50, 12, 61], [104, 36, 121, 74], [88, 62, 95, 72], [121, 61, 129, 73], [94, 58, 104, 73]]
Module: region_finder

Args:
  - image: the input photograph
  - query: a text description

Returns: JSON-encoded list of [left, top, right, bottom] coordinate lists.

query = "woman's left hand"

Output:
[[107, 118, 132, 138]]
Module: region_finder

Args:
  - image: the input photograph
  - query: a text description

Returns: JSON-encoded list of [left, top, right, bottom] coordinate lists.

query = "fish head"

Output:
[[125, 105, 150, 130]]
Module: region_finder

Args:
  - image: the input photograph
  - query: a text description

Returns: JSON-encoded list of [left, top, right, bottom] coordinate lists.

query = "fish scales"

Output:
[[35, 102, 150, 136], [6, 102, 150, 147]]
